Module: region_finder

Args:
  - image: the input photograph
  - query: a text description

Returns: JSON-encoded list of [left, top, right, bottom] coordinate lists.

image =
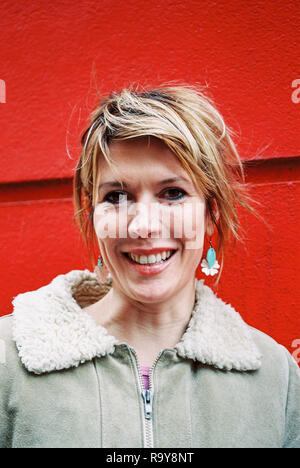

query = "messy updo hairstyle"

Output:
[[73, 82, 262, 279]]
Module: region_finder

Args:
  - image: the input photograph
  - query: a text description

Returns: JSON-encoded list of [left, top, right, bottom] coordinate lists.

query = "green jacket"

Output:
[[0, 269, 299, 448]]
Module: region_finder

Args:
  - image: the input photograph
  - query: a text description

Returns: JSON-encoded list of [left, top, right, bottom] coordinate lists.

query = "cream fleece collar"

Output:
[[12, 269, 262, 375]]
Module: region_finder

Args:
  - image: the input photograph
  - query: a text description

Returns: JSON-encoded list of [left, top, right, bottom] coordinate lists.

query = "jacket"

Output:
[[0, 269, 299, 448]]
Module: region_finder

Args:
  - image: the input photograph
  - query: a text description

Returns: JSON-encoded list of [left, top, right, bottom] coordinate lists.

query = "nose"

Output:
[[128, 201, 162, 239]]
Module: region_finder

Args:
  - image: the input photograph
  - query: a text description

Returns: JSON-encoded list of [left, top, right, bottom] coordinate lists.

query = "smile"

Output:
[[124, 249, 176, 265], [122, 249, 178, 276]]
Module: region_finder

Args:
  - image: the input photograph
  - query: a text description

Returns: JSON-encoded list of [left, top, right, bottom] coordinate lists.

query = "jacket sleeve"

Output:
[[0, 317, 14, 448], [0, 347, 11, 448], [282, 347, 300, 448]]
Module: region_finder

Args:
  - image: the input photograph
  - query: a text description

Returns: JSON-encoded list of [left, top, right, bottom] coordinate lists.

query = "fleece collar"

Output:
[[12, 269, 262, 375]]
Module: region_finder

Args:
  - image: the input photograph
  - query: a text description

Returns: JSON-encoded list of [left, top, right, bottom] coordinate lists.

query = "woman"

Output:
[[1, 85, 299, 448]]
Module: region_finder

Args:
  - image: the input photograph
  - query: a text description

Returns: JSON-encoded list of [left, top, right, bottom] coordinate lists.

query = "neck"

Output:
[[89, 278, 196, 355]]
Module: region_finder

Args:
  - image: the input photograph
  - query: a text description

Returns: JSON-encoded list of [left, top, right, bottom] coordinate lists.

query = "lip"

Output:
[[122, 250, 178, 276], [123, 247, 178, 255]]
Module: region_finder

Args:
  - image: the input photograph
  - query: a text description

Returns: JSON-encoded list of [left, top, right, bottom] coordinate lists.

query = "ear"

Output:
[[205, 198, 219, 236]]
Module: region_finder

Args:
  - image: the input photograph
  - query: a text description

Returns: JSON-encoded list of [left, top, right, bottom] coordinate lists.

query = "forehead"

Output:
[[97, 136, 190, 181]]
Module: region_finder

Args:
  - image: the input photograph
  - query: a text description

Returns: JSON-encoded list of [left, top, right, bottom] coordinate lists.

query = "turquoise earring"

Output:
[[94, 256, 112, 284], [201, 238, 220, 276]]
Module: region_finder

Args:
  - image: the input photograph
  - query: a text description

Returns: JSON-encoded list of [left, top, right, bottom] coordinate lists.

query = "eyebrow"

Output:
[[98, 176, 192, 191]]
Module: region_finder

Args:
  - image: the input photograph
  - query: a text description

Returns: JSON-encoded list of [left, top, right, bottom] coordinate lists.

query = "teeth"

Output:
[[128, 250, 174, 265]]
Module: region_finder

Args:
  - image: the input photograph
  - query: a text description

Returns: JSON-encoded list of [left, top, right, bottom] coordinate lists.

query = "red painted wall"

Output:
[[0, 0, 299, 363]]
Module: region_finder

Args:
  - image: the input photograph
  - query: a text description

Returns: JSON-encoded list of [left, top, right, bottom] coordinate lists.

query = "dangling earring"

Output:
[[201, 238, 220, 276], [94, 256, 112, 284]]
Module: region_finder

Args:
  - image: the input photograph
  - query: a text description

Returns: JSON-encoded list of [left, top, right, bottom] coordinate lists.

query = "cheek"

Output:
[[93, 204, 120, 240], [165, 202, 206, 249], [94, 204, 131, 242]]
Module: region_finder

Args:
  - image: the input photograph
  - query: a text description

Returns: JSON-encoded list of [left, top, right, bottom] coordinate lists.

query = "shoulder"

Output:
[[0, 314, 14, 349], [249, 325, 299, 384], [0, 314, 21, 370], [249, 326, 286, 358]]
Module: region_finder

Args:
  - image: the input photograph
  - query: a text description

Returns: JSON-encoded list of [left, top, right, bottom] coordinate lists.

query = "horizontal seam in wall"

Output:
[[0, 157, 299, 204]]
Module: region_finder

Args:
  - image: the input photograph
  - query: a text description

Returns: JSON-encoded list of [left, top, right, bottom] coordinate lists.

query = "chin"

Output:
[[129, 280, 176, 303]]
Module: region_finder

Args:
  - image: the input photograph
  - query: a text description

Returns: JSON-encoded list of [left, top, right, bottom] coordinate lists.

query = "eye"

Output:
[[103, 191, 129, 204], [161, 187, 187, 201]]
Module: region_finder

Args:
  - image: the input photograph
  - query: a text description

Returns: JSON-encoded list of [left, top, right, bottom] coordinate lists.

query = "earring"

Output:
[[94, 256, 112, 284], [201, 238, 220, 276]]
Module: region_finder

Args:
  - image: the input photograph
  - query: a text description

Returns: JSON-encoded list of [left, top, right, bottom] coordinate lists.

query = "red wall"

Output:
[[0, 0, 299, 363]]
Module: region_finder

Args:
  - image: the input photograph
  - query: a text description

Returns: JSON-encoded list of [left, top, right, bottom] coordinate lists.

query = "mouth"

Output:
[[123, 249, 177, 264], [121, 249, 178, 276]]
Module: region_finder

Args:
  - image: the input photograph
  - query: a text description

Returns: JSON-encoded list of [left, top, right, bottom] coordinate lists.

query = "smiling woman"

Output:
[[91, 136, 210, 303], [1, 83, 300, 448]]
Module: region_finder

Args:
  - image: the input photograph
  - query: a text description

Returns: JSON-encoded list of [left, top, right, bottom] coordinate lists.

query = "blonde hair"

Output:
[[73, 83, 262, 279]]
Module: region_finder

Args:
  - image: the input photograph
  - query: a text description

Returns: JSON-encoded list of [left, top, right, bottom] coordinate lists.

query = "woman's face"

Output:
[[94, 136, 211, 303]]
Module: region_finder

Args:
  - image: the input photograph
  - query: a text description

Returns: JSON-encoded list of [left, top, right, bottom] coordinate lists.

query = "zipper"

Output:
[[128, 346, 162, 448], [141, 389, 153, 420]]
